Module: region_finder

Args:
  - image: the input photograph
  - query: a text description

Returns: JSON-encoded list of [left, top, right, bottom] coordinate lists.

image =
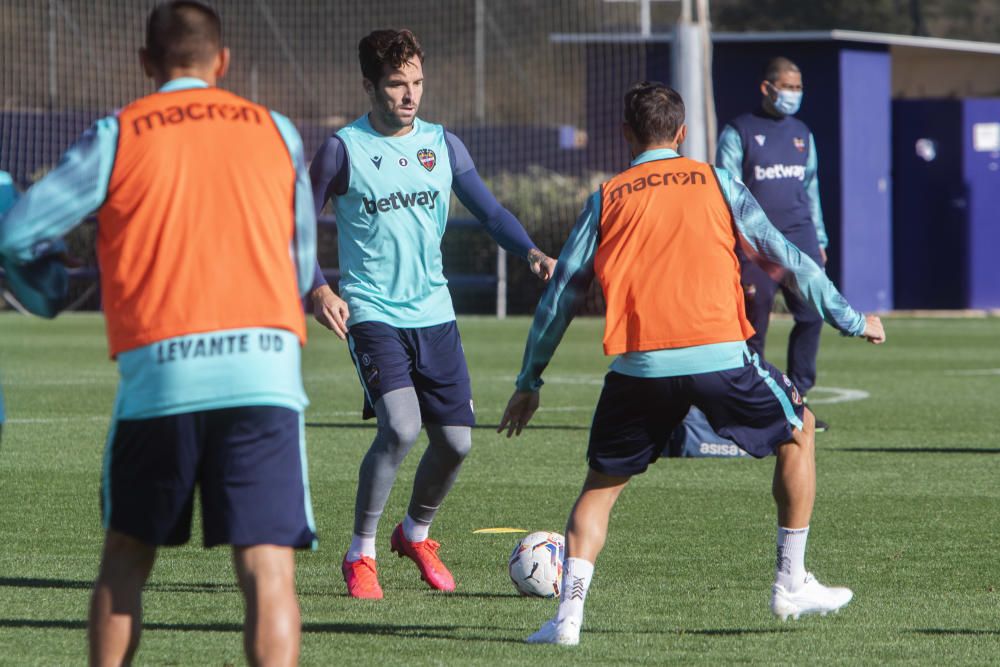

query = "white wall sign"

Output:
[[972, 122, 1000, 152]]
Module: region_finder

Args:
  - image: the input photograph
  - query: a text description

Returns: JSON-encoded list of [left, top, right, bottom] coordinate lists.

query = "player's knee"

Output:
[[381, 417, 422, 450], [100, 530, 156, 578], [104, 528, 151, 554], [436, 426, 472, 460], [234, 545, 295, 594]]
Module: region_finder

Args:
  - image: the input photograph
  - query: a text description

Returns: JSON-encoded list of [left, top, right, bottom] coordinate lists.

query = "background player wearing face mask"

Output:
[[716, 56, 831, 431]]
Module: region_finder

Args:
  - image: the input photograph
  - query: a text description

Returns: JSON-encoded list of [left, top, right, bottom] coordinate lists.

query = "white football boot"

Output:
[[525, 617, 582, 645], [770, 572, 853, 621]]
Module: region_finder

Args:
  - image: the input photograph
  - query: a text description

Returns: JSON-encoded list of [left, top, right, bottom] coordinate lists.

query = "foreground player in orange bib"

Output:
[[0, 3, 317, 664], [499, 82, 885, 646]]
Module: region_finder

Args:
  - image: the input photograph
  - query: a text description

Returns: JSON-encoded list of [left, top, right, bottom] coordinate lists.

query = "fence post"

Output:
[[48, 0, 57, 110], [496, 247, 507, 319]]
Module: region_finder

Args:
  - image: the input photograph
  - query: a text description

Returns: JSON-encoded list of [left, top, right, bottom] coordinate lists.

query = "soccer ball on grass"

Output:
[[508, 531, 565, 598]]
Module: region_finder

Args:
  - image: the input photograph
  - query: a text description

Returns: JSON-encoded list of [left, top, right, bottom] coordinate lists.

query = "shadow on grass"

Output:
[[0, 577, 91, 590], [0, 619, 243, 633], [0, 619, 88, 630], [837, 447, 1000, 454], [439, 591, 523, 599], [146, 581, 239, 594], [911, 628, 1000, 636], [306, 422, 589, 431], [677, 628, 797, 636], [302, 622, 509, 642], [0, 618, 512, 642], [0, 577, 237, 595], [0, 617, 799, 643]]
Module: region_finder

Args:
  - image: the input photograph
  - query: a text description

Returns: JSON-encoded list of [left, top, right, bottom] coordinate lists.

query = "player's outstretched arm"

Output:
[[721, 171, 867, 338], [498, 390, 539, 438], [500, 191, 599, 440], [0, 118, 117, 264], [310, 283, 350, 340]]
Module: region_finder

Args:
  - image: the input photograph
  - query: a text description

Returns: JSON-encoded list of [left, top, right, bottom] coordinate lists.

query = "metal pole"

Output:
[[496, 248, 507, 319], [48, 0, 57, 110], [680, 0, 692, 22], [477, 0, 497, 315], [475, 0, 486, 123], [697, 0, 717, 160], [639, 0, 651, 37], [672, 11, 707, 161]]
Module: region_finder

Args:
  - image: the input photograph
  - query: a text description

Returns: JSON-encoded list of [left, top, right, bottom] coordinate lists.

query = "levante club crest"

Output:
[[417, 148, 436, 171]]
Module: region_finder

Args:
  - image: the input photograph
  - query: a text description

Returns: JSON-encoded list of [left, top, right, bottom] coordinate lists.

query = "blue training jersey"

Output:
[[515, 148, 865, 392], [717, 110, 827, 247]]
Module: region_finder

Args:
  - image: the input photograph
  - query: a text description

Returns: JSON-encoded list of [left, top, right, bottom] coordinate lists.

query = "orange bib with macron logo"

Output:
[[97, 86, 306, 357], [596, 156, 754, 355]]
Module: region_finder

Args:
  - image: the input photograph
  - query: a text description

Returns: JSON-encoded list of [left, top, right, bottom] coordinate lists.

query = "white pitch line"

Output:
[[486, 374, 871, 406], [943, 368, 1000, 376], [483, 374, 606, 386], [803, 387, 870, 405], [3, 379, 117, 386], [1, 387, 869, 425], [6, 416, 109, 424]]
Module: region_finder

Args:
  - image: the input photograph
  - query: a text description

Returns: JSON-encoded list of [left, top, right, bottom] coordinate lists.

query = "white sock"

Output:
[[402, 514, 429, 542], [346, 534, 377, 562], [556, 558, 594, 624], [775, 526, 809, 590]]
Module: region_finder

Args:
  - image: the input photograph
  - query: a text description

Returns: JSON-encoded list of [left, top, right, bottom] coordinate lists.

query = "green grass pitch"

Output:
[[1, 313, 999, 665]]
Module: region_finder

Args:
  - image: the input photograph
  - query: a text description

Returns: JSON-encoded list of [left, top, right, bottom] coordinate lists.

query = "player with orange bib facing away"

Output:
[[499, 82, 885, 646], [308, 29, 556, 599], [0, 3, 317, 665]]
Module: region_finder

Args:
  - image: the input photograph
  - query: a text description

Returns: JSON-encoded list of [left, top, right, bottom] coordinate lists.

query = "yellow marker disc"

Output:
[[472, 527, 528, 534]]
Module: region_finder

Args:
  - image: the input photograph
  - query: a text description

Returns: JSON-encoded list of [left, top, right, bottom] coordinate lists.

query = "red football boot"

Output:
[[341, 554, 383, 599], [389, 523, 456, 592]]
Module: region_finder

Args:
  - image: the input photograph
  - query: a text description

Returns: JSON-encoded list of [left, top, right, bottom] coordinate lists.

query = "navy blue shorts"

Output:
[[588, 353, 806, 476], [347, 320, 475, 426], [102, 406, 316, 549]]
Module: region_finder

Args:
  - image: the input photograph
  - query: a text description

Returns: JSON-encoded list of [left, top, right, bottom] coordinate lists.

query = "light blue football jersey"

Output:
[[334, 115, 454, 328]]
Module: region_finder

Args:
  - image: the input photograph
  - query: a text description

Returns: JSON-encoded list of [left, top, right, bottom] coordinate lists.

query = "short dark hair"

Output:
[[623, 81, 685, 144], [763, 57, 800, 83], [145, 1, 222, 71], [358, 29, 424, 84]]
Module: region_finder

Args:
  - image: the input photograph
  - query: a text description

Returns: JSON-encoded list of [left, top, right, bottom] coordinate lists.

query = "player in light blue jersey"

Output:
[[309, 29, 556, 599]]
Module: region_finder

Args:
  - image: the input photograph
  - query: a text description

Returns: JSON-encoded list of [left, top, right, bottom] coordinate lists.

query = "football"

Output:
[[507, 531, 565, 598]]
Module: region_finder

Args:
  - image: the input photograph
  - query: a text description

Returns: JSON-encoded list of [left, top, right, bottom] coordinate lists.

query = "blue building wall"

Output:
[[961, 99, 1000, 308], [891, 100, 967, 308], [892, 98, 1000, 309], [837, 48, 893, 312]]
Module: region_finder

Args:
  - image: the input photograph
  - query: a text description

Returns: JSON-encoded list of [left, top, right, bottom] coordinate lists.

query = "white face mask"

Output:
[[769, 84, 802, 116]]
